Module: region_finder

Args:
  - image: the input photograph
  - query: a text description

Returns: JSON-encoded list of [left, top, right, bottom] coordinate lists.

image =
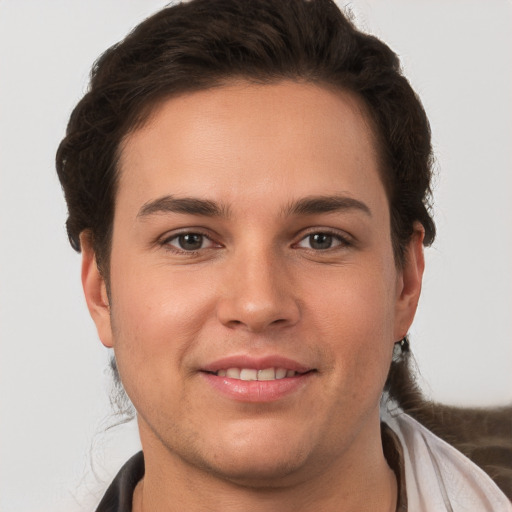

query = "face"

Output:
[[82, 81, 423, 486]]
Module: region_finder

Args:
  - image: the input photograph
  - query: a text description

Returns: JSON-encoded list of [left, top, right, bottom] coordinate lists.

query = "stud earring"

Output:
[[397, 335, 410, 353]]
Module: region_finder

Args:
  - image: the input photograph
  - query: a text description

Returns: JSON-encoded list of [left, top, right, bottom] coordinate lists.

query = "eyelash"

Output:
[[160, 230, 220, 254], [294, 229, 353, 251], [159, 228, 353, 255]]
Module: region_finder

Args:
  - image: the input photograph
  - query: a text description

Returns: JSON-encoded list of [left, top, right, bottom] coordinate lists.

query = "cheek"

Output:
[[305, 258, 397, 330], [108, 263, 216, 392], [303, 263, 397, 381], [111, 256, 215, 330]]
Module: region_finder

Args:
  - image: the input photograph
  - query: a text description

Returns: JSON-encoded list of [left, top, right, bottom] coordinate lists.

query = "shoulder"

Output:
[[382, 408, 512, 511]]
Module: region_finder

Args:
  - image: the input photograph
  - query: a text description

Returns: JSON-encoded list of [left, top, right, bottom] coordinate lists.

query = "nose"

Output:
[[216, 248, 300, 333]]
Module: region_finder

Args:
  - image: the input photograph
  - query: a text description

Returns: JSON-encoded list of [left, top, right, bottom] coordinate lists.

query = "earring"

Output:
[[397, 335, 410, 353]]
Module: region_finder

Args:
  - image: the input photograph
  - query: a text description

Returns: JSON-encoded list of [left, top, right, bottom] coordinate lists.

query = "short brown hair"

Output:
[[56, 0, 435, 278], [57, 3, 512, 497]]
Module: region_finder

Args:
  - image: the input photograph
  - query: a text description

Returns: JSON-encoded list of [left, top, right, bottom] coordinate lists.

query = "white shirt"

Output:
[[382, 407, 512, 511]]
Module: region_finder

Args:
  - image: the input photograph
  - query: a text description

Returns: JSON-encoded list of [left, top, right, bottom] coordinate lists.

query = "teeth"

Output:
[[216, 367, 297, 380], [240, 369, 258, 381], [276, 368, 287, 379], [226, 368, 241, 379], [257, 368, 276, 381]]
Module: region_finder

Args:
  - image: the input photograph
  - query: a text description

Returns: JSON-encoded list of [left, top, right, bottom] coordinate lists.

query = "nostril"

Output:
[[216, 290, 301, 332]]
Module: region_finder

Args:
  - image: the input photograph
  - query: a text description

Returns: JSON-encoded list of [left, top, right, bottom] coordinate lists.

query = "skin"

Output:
[[82, 81, 424, 511]]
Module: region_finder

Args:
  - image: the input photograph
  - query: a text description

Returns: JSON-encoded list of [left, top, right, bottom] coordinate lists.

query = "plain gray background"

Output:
[[1, 1, 511, 510]]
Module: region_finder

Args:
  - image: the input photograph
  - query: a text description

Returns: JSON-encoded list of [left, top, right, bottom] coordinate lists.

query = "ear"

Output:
[[80, 232, 114, 348], [394, 223, 425, 340]]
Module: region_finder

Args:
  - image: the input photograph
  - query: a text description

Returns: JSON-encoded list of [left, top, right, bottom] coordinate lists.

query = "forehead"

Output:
[[116, 81, 386, 217]]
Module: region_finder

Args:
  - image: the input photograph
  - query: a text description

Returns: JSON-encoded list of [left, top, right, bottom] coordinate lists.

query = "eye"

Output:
[[164, 232, 216, 252], [296, 232, 348, 250]]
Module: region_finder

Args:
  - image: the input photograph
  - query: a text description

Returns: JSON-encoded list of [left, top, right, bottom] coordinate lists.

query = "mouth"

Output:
[[204, 367, 305, 381], [200, 356, 316, 402]]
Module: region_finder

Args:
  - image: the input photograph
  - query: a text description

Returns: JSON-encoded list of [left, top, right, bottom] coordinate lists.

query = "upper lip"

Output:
[[201, 355, 313, 373]]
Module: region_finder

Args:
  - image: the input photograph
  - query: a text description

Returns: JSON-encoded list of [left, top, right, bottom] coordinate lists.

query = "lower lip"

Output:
[[201, 372, 313, 402]]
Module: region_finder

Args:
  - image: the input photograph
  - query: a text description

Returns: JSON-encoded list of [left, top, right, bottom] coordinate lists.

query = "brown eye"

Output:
[[296, 232, 348, 251], [178, 233, 203, 250], [308, 233, 333, 250], [167, 233, 209, 251]]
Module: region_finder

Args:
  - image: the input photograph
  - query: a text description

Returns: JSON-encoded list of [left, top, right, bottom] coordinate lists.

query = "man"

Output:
[[56, 0, 511, 510]]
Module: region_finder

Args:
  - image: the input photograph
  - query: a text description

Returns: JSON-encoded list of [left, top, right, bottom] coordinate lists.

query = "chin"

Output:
[[203, 452, 309, 488], [190, 424, 315, 487]]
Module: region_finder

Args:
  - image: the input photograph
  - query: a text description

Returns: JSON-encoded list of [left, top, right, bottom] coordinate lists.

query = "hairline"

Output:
[[93, 76, 406, 284]]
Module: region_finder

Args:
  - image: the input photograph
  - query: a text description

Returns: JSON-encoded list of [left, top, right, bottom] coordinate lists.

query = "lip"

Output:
[[201, 372, 313, 402], [200, 354, 315, 403], [201, 355, 312, 374]]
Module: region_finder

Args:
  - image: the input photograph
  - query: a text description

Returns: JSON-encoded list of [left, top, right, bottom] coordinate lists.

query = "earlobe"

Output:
[[80, 232, 114, 348], [394, 223, 425, 340]]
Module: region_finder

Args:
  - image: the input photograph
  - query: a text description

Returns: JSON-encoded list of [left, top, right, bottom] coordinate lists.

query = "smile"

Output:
[[201, 356, 315, 402], [213, 367, 299, 380]]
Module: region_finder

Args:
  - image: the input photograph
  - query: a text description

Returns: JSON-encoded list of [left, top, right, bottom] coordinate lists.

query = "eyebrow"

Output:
[[284, 195, 372, 217], [137, 195, 229, 219], [137, 194, 371, 220]]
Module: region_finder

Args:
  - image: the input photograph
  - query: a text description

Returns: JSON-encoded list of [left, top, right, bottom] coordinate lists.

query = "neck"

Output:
[[132, 413, 397, 512]]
